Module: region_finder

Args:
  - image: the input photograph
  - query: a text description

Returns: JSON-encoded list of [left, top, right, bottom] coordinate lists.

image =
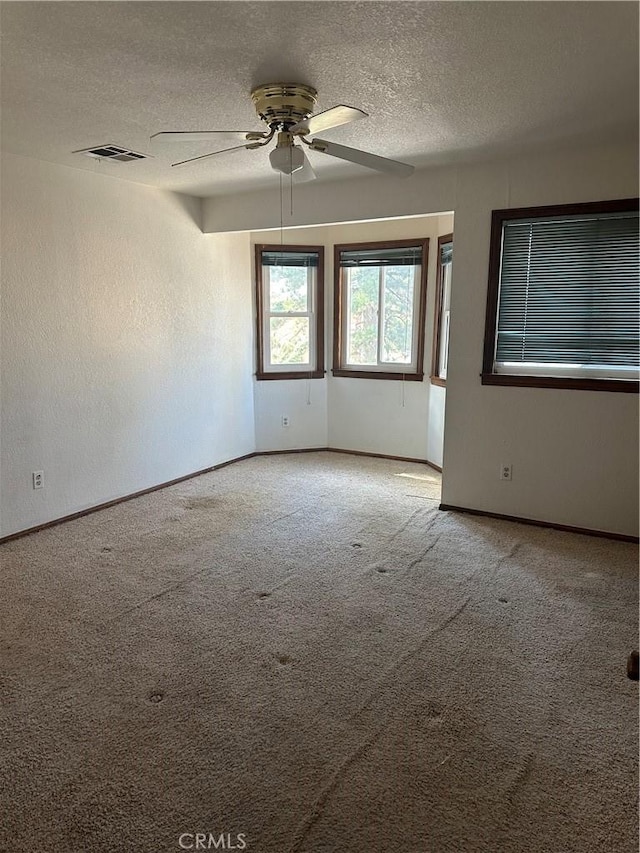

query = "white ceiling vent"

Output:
[[73, 144, 149, 162]]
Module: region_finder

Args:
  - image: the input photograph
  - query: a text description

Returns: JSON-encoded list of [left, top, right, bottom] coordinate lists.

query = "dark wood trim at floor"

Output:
[[327, 447, 442, 473], [2, 450, 633, 544], [0, 454, 257, 545], [438, 503, 639, 544], [254, 447, 329, 456], [0, 447, 439, 544]]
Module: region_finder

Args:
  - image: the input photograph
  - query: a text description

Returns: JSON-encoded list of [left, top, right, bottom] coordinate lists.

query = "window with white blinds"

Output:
[[333, 239, 429, 380], [255, 244, 325, 380], [483, 199, 639, 391]]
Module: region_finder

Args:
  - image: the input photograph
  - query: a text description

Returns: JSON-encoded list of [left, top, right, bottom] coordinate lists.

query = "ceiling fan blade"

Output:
[[171, 143, 250, 168], [151, 131, 260, 143], [290, 105, 367, 136], [293, 150, 317, 183], [309, 138, 414, 177]]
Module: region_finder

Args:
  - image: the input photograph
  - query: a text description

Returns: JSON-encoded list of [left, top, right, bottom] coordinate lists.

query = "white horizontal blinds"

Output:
[[496, 211, 639, 377]]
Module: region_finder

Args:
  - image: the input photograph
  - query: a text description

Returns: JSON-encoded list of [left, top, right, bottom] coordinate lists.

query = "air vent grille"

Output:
[[73, 144, 148, 162]]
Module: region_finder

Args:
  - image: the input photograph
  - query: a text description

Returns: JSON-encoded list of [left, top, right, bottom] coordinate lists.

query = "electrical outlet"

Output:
[[500, 464, 512, 481], [32, 470, 44, 490], [281, 415, 290, 428]]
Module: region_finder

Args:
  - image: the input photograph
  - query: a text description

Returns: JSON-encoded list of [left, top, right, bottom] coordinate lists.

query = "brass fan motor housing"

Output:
[[251, 83, 318, 129]]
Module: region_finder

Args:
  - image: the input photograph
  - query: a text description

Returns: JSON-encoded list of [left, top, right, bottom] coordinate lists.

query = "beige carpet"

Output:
[[1, 451, 638, 852]]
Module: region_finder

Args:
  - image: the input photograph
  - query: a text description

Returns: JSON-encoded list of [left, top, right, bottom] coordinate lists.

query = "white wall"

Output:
[[1, 153, 255, 538], [253, 378, 328, 452], [250, 215, 453, 465], [4, 139, 636, 539], [210, 140, 639, 536]]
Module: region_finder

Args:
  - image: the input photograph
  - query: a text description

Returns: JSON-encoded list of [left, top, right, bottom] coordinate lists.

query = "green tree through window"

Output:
[[335, 239, 428, 380], [255, 245, 325, 380]]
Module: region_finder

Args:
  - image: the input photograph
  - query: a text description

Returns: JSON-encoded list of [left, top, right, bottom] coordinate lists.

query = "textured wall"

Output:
[[216, 140, 639, 536], [1, 154, 255, 537], [3, 140, 637, 539]]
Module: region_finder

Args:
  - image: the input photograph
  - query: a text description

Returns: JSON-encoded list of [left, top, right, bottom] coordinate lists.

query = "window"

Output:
[[431, 234, 453, 385], [333, 239, 429, 380], [482, 199, 639, 393], [255, 244, 324, 380]]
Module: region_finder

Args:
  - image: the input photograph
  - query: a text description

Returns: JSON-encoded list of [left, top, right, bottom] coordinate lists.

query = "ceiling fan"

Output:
[[151, 83, 414, 180]]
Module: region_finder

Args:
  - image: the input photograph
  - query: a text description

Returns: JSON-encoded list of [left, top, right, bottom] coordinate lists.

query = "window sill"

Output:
[[430, 375, 446, 388], [256, 370, 325, 381], [332, 369, 424, 382], [481, 373, 639, 393]]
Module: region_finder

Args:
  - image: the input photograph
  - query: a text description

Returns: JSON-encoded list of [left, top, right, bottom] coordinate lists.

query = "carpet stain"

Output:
[[183, 496, 220, 510], [425, 701, 444, 721], [277, 655, 292, 666], [505, 542, 522, 561]]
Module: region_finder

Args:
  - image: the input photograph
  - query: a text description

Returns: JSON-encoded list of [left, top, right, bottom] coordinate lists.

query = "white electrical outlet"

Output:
[[32, 470, 44, 490], [500, 464, 512, 481], [281, 415, 290, 428]]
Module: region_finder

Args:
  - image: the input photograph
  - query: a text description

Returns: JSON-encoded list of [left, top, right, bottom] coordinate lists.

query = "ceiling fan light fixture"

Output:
[[155, 82, 413, 177], [269, 144, 305, 175]]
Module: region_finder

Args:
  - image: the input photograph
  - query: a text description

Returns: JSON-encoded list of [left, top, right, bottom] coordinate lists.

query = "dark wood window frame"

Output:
[[482, 198, 639, 394], [332, 238, 429, 381], [255, 243, 325, 381], [430, 233, 453, 387]]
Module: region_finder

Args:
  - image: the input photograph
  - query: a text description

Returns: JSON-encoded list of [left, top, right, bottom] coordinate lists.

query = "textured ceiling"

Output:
[[1, 1, 638, 198]]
